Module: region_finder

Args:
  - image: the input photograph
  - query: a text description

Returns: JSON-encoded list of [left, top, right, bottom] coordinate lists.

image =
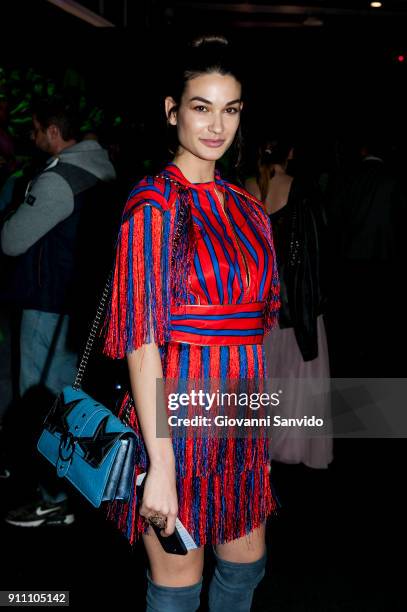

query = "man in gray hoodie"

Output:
[[0, 98, 116, 527]]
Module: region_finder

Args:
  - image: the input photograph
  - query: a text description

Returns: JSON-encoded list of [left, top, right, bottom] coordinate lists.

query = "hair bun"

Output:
[[191, 34, 229, 48]]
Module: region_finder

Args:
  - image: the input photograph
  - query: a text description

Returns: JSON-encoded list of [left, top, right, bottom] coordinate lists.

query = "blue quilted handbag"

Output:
[[37, 278, 137, 508]]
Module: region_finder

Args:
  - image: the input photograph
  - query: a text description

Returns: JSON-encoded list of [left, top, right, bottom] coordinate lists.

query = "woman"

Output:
[[246, 138, 333, 470], [101, 36, 281, 611]]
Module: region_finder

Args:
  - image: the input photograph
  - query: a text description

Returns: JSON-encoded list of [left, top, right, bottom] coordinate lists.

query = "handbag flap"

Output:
[[43, 385, 136, 468]]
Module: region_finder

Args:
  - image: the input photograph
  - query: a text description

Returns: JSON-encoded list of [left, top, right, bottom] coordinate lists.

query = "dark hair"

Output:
[[256, 138, 293, 202], [31, 97, 80, 142], [166, 34, 244, 167]]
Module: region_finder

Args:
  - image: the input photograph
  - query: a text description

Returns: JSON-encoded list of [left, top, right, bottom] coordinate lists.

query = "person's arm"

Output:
[[127, 345, 177, 536], [102, 198, 177, 535], [0, 171, 73, 256]]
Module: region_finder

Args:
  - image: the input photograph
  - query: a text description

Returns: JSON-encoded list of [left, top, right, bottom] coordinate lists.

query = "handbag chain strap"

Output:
[[72, 271, 113, 391]]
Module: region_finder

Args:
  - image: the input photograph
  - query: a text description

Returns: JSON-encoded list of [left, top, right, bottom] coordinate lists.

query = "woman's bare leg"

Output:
[[142, 526, 205, 586], [214, 522, 267, 562]]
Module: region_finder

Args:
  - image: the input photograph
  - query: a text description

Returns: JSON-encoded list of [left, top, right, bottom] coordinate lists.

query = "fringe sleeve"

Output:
[[263, 223, 281, 336], [101, 202, 172, 359]]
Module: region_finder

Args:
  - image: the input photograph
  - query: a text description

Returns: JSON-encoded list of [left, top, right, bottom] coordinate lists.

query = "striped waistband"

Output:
[[169, 302, 265, 346]]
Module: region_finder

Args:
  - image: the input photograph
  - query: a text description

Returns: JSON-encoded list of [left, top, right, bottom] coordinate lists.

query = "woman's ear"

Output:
[[47, 123, 60, 141], [165, 96, 178, 125], [288, 147, 295, 160]]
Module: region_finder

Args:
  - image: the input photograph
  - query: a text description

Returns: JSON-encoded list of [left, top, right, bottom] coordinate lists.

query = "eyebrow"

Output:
[[189, 96, 241, 105]]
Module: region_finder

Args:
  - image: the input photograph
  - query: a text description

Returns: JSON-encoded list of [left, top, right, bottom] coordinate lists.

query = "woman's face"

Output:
[[165, 72, 243, 162]]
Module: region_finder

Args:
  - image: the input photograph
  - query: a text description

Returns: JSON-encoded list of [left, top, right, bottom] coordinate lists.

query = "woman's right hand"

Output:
[[139, 461, 178, 536]]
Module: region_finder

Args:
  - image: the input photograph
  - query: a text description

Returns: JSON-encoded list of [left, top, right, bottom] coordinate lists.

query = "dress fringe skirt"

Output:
[[104, 342, 279, 547]]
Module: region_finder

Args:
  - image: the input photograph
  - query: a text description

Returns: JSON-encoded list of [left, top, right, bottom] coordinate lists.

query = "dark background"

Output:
[[3, 0, 407, 149], [1, 2, 406, 611]]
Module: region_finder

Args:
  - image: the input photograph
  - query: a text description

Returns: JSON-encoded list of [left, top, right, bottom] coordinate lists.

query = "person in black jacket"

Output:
[[326, 136, 407, 377], [246, 137, 333, 469]]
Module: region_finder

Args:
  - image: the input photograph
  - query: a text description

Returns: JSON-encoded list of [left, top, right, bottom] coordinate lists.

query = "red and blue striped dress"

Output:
[[101, 162, 281, 547]]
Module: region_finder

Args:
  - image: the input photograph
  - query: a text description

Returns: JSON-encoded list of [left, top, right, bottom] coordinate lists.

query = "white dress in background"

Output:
[[264, 314, 333, 469]]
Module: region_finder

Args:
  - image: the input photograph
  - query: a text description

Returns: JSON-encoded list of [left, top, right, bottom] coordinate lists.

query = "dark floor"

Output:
[[0, 437, 405, 611]]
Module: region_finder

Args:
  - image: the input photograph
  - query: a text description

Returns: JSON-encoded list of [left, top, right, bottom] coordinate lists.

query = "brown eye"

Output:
[[225, 107, 239, 114], [194, 105, 208, 112]]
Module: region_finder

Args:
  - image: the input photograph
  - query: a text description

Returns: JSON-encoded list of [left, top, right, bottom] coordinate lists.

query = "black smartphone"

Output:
[[136, 473, 188, 555], [148, 521, 188, 555]]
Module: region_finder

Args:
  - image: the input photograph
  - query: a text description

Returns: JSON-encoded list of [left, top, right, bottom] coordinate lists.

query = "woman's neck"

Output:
[[173, 151, 216, 183]]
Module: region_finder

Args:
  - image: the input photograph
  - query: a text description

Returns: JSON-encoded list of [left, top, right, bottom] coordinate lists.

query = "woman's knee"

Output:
[[214, 522, 267, 563]]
